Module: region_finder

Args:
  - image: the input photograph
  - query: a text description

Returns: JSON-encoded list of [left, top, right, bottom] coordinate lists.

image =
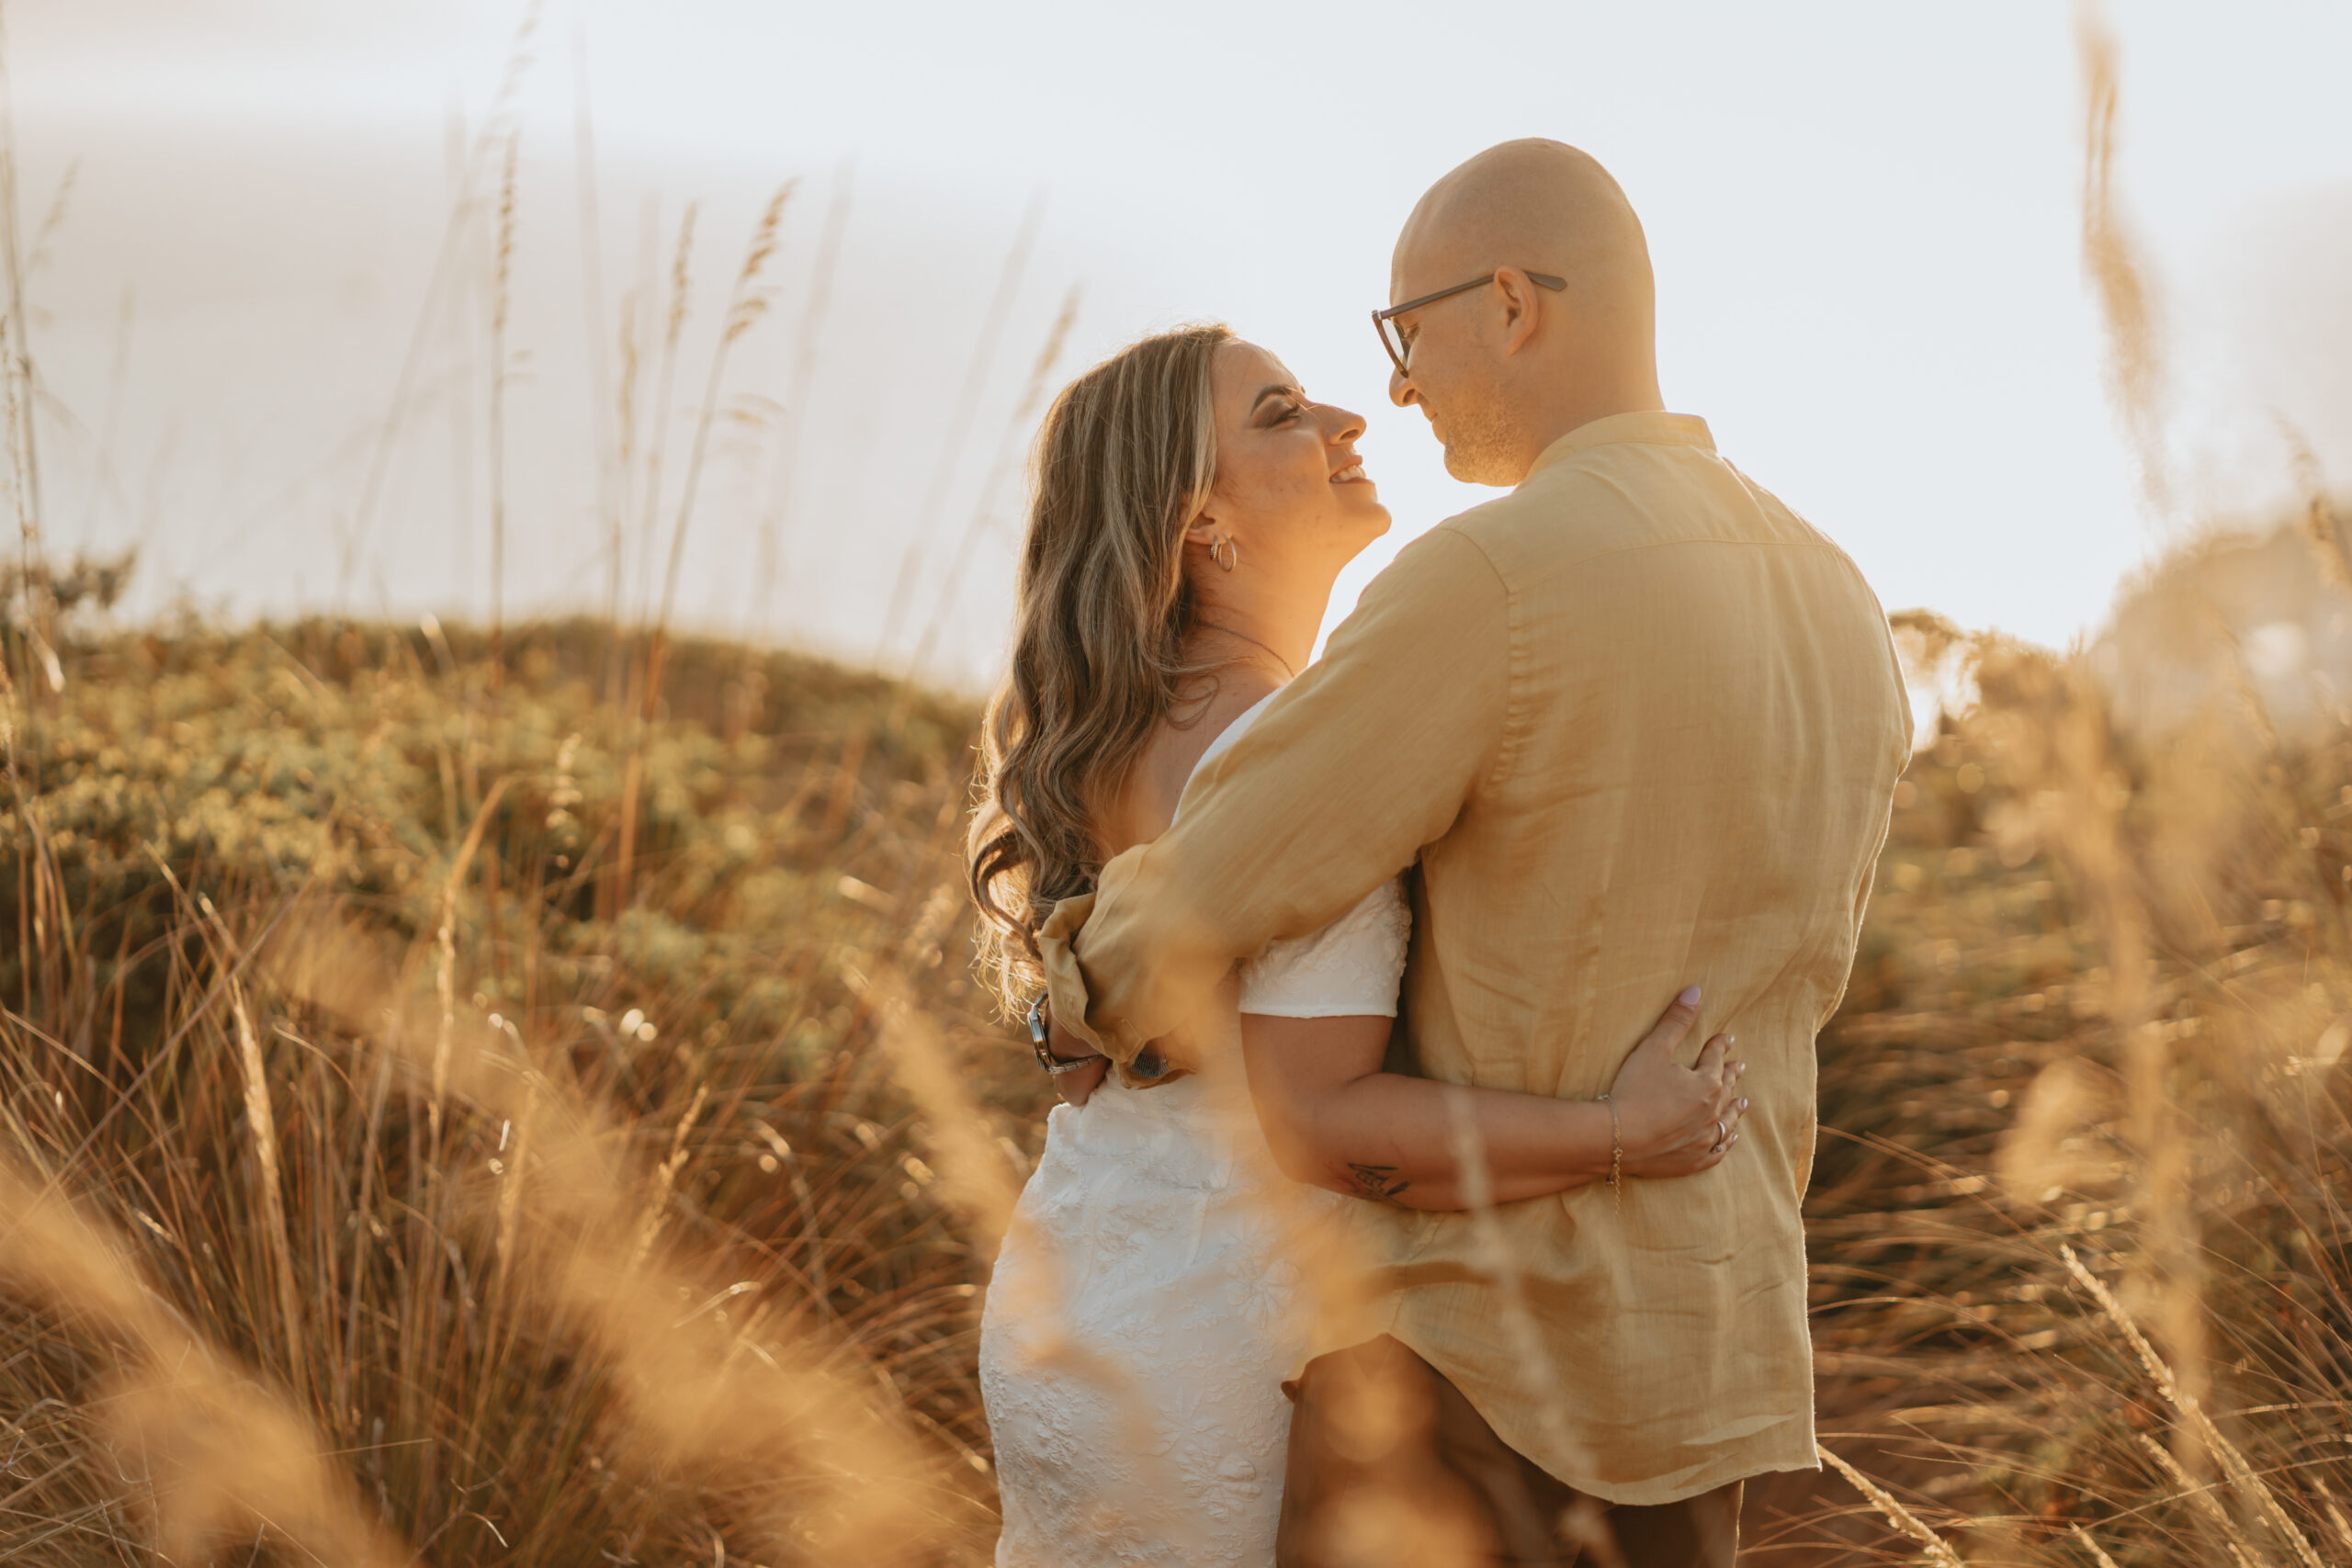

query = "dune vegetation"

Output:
[[0, 587, 2346, 1564]]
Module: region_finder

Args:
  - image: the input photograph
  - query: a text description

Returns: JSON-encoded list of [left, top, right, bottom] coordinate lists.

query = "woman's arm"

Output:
[[1239, 988, 1747, 1211]]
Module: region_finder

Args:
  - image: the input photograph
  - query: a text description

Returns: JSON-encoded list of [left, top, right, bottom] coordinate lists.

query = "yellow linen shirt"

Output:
[[1038, 411, 1911, 1505]]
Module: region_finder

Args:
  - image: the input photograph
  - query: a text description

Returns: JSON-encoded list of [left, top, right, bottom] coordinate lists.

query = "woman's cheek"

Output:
[[1296, 453, 1331, 509]]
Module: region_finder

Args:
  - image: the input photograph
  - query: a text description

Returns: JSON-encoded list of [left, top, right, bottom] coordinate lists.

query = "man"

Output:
[[1039, 139, 1910, 1567]]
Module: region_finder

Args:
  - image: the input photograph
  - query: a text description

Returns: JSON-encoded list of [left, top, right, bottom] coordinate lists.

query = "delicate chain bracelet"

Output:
[[1595, 1092, 1623, 1204]]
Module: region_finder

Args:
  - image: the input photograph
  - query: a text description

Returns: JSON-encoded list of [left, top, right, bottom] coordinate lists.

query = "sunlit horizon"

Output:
[[15, 0, 2352, 687]]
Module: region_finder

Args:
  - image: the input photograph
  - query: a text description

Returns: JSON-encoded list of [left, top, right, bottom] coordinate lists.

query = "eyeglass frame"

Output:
[[1372, 269, 1566, 378]]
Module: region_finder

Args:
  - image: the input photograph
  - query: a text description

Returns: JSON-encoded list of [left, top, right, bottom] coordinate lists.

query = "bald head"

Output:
[[1388, 141, 1663, 484], [1396, 139, 1655, 346]]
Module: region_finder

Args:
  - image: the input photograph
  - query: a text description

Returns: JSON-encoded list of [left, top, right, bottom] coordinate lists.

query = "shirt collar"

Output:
[[1525, 411, 1716, 479]]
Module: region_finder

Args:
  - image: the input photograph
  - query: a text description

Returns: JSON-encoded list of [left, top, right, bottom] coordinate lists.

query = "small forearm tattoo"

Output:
[[1342, 1163, 1411, 1205]]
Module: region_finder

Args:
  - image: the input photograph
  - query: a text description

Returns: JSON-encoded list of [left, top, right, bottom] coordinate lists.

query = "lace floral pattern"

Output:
[[1238, 878, 1410, 1019], [981, 1078, 1345, 1565], [979, 694, 1409, 1565]]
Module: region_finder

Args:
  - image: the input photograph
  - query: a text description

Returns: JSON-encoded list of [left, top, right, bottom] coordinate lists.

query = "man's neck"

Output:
[[1510, 374, 1666, 481]]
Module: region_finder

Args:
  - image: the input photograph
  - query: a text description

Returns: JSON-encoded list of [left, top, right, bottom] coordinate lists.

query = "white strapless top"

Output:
[[1209, 694, 1412, 1020]]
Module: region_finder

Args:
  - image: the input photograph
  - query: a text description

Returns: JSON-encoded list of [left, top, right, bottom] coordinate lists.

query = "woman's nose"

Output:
[[1325, 403, 1368, 445]]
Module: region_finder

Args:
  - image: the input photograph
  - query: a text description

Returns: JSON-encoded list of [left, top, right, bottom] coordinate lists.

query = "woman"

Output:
[[967, 325, 1748, 1566]]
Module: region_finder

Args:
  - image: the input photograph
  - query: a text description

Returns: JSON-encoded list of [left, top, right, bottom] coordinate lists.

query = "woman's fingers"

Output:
[[1692, 1031, 1733, 1081], [1679, 1094, 1747, 1169], [1635, 985, 1704, 1059], [1706, 1099, 1748, 1160], [1623, 1066, 1749, 1177], [1692, 1116, 1742, 1167]]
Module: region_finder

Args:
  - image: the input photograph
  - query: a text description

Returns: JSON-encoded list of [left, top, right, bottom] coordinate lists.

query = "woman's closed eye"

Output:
[[1250, 383, 1307, 428]]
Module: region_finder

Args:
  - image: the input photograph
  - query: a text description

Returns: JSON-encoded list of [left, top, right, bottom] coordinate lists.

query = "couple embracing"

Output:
[[962, 140, 1912, 1568]]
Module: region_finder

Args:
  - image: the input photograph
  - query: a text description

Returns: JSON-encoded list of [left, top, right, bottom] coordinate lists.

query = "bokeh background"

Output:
[[21, 0, 2352, 682]]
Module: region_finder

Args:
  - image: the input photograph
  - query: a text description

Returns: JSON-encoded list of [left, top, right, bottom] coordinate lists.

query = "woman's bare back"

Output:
[[1098, 671, 1283, 857]]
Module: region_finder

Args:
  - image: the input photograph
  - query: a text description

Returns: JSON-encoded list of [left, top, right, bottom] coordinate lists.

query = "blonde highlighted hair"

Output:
[[967, 323, 1233, 1011]]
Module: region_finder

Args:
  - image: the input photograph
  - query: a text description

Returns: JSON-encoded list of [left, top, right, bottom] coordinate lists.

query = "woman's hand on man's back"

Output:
[[1609, 988, 1747, 1178]]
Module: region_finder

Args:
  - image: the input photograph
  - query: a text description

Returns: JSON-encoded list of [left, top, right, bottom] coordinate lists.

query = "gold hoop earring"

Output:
[[1211, 535, 1238, 573]]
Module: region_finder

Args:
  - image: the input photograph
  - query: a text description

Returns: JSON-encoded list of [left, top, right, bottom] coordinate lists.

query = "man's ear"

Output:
[[1492, 265, 1552, 357]]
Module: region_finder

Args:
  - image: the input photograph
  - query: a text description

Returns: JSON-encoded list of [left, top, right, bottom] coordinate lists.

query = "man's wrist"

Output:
[[1029, 995, 1104, 1074]]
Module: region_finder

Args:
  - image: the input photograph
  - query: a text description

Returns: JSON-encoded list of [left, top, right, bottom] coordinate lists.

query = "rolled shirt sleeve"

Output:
[[1039, 525, 1512, 1074]]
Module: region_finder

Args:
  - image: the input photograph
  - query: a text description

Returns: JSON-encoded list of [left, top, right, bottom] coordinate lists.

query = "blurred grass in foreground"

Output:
[[0, 605, 2346, 1565], [0, 620, 1019, 1563]]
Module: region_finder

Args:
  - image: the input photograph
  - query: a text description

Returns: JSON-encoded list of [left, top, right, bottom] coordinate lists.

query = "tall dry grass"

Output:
[[1722, 16, 2335, 1555], [5, 577, 2351, 1565], [0, 620, 1031, 1562], [1759, 615, 2352, 1564], [0, 6, 2346, 1564]]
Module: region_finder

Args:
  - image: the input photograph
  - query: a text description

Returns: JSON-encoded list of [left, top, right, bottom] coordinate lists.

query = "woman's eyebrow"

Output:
[[1250, 383, 1304, 412]]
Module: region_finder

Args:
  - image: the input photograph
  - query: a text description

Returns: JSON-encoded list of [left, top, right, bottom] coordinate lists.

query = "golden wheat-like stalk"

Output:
[[655, 179, 798, 644], [1816, 1441, 1968, 1568], [0, 1158, 416, 1566], [335, 0, 542, 606], [896, 279, 1086, 705], [2075, 0, 2173, 523], [875, 191, 1046, 663], [2070, 1523, 2126, 1568], [432, 777, 512, 1144], [488, 128, 520, 660], [2063, 1246, 2324, 1568], [750, 162, 856, 638]]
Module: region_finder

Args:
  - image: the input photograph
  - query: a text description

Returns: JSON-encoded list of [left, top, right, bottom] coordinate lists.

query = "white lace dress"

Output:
[[979, 695, 1412, 1567]]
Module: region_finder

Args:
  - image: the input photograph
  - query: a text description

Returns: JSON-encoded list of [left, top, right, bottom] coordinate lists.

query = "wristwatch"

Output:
[[1028, 994, 1104, 1076]]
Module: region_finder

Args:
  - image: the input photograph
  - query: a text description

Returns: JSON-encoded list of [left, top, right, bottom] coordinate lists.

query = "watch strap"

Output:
[[1028, 993, 1102, 1075]]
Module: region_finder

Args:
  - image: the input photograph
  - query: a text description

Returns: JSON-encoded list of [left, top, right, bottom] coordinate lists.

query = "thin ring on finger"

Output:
[[1711, 1118, 1726, 1153]]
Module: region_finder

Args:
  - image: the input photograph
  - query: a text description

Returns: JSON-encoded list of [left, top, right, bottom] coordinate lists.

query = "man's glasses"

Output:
[[1372, 270, 1566, 378]]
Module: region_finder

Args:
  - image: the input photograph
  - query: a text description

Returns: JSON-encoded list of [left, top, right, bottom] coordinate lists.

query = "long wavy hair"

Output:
[[967, 323, 1233, 1012]]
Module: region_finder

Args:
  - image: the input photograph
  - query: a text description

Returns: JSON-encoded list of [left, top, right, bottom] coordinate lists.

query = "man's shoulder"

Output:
[[1434, 457, 1658, 574], [1445, 443, 1860, 581], [1379, 513, 1513, 590]]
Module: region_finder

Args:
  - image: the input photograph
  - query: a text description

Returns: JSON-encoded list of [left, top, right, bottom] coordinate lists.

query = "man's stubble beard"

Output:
[[1431, 378, 1523, 488]]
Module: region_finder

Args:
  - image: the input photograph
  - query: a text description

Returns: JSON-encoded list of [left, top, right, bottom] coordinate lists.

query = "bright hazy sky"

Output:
[[17, 1, 2352, 684]]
